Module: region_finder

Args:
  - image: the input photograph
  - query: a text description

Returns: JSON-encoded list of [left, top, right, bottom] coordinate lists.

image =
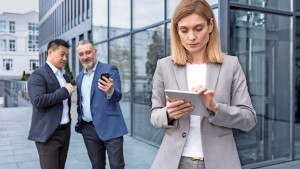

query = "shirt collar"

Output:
[[46, 60, 65, 75], [83, 61, 98, 74]]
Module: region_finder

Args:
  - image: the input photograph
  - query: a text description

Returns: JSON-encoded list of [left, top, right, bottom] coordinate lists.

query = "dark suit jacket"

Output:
[[76, 61, 128, 141], [28, 63, 71, 143]]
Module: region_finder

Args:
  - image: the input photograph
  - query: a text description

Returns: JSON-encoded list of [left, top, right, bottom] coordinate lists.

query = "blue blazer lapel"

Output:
[[173, 64, 188, 91], [91, 62, 104, 98], [206, 63, 221, 91], [77, 71, 84, 95]]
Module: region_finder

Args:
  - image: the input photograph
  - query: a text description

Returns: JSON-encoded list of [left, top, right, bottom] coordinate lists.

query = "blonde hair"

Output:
[[171, 0, 223, 65]]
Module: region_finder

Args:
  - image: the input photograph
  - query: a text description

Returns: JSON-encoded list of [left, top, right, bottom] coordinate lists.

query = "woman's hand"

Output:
[[191, 85, 218, 113], [166, 96, 194, 121]]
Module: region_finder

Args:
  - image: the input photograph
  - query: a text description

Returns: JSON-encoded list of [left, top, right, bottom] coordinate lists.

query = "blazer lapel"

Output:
[[206, 63, 221, 91], [77, 71, 84, 94], [63, 74, 71, 83], [45, 63, 61, 88], [90, 62, 103, 98], [173, 64, 189, 91]]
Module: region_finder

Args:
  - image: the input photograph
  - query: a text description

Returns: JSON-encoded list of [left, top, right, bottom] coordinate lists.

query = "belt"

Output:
[[190, 157, 204, 161], [57, 123, 70, 130]]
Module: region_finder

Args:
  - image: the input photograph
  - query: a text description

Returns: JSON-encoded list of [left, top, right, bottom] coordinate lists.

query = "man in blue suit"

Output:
[[28, 39, 75, 169], [75, 40, 128, 169]]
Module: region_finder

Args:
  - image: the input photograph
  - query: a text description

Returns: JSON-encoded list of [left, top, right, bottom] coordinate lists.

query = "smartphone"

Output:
[[100, 73, 109, 85]]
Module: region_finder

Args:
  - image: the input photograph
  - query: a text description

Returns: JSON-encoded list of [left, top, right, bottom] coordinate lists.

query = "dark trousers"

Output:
[[81, 122, 125, 169], [35, 124, 71, 169]]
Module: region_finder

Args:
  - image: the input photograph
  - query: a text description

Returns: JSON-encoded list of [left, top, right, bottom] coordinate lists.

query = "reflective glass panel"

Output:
[[109, 36, 131, 134], [207, 0, 218, 5], [295, 17, 300, 159], [230, 0, 291, 12], [231, 9, 291, 166], [92, 0, 108, 42], [95, 42, 108, 64], [166, 23, 171, 56], [109, 0, 130, 38], [296, 0, 300, 12], [132, 26, 165, 145], [167, 0, 181, 19], [133, 0, 164, 29]]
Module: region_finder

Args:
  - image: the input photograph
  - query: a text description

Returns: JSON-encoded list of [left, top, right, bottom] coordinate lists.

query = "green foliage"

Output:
[[64, 62, 76, 85], [146, 30, 164, 81], [20, 71, 30, 81]]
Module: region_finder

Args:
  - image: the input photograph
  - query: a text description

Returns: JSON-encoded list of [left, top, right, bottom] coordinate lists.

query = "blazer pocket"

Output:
[[104, 104, 121, 116]]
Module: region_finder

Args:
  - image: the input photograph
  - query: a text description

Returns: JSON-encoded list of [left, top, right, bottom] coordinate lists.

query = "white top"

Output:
[[46, 61, 70, 125], [182, 63, 207, 158]]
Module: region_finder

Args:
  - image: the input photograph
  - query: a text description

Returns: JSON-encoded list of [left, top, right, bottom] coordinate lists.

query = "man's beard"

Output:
[[83, 61, 94, 70]]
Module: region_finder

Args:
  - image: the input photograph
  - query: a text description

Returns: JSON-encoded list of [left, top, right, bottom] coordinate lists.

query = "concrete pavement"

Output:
[[0, 106, 158, 169], [1, 101, 300, 168]]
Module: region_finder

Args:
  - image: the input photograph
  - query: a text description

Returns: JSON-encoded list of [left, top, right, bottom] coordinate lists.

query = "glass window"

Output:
[[109, 0, 130, 38], [295, 17, 300, 159], [0, 20, 6, 33], [95, 42, 108, 64], [133, 0, 164, 29], [207, 0, 218, 5], [167, 0, 181, 19], [3, 59, 13, 71], [92, 0, 108, 42], [230, 9, 291, 166], [28, 23, 39, 52], [9, 21, 15, 33], [166, 23, 171, 56], [0, 39, 6, 51], [30, 59, 39, 71], [230, 0, 292, 12], [132, 26, 165, 145], [109, 36, 131, 133], [296, 0, 300, 12], [9, 40, 15, 51]]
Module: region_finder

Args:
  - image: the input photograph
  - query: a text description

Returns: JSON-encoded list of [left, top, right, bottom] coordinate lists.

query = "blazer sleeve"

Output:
[[208, 57, 257, 132], [150, 59, 178, 129], [108, 65, 122, 102], [28, 70, 70, 109]]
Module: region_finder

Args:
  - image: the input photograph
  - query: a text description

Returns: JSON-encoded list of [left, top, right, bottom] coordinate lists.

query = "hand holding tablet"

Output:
[[164, 89, 209, 117]]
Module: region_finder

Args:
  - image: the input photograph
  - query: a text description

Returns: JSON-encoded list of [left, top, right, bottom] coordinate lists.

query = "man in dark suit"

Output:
[[75, 40, 128, 169], [27, 39, 75, 169]]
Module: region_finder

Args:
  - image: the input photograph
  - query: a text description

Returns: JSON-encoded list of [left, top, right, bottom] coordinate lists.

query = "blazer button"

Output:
[[182, 133, 186, 138]]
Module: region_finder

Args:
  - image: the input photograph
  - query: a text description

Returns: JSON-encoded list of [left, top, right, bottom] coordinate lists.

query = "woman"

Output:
[[150, 0, 257, 169]]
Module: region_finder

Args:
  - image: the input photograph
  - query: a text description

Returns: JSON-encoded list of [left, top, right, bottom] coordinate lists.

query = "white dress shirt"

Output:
[[46, 61, 70, 125]]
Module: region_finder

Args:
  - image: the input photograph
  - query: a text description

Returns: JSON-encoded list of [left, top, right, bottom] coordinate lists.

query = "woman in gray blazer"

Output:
[[150, 1, 257, 169]]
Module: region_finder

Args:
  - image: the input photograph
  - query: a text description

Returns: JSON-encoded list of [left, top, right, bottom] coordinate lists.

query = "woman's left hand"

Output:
[[191, 85, 218, 113]]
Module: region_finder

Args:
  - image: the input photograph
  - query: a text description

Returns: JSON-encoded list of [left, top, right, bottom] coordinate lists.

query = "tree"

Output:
[[20, 71, 30, 81], [145, 29, 164, 82], [64, 62, 76, 85]]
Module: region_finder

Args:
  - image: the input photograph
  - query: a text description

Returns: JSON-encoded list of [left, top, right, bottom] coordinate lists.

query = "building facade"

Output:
[[39, 0, 92, 78], [39, 0, 300, 168], [0, 11, 39, 79]]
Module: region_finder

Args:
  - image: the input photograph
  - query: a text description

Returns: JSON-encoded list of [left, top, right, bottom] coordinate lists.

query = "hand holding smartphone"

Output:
[[100, 73, 109, 85]]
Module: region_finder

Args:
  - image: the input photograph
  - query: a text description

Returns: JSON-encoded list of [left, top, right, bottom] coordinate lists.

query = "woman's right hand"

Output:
[[166, 96, 194, 121]]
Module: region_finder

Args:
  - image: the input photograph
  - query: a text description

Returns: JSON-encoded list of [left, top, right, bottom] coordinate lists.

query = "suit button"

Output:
[[182, 133, 186, 138]]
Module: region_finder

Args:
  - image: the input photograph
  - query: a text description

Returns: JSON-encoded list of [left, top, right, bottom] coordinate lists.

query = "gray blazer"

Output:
[[150, 55, 256, 169]]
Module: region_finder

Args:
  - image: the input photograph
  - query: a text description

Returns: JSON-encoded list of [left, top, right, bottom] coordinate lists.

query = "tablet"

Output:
[[164, 89, 208, 117]]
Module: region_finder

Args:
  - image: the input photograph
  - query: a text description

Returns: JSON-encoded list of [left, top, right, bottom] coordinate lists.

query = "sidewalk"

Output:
[[0, 106, 158, 169], [1, 106, 300, 169]]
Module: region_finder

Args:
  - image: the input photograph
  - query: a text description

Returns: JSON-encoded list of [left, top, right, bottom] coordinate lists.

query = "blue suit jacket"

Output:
[[76, 62, 128, 141], [28, 63, 71, 142]]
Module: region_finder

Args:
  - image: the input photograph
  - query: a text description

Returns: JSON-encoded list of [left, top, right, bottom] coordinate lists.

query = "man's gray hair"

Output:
[[77, 39, 94, 47]]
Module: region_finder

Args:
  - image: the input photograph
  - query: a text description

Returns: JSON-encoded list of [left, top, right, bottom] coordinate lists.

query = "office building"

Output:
[[39, 0, 300, 168], [0, 11, 39, 79]]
